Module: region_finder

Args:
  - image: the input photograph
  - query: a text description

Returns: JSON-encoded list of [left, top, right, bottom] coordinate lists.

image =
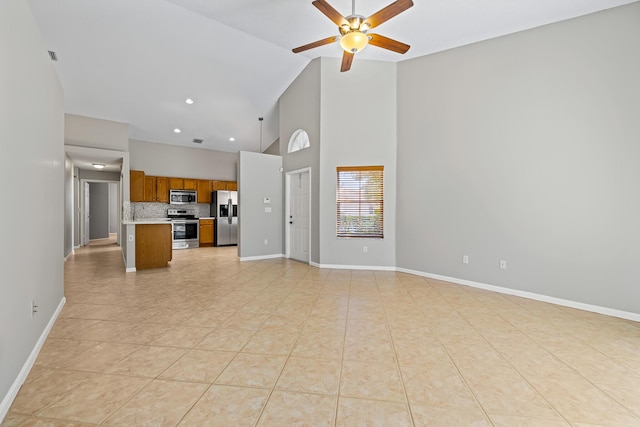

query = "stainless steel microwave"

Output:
[[169, 190, 197, 204]]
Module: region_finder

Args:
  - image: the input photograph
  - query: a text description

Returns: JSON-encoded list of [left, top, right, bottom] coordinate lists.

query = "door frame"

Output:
[[285, 167, 312, 261], [79, 178, 121, 246]]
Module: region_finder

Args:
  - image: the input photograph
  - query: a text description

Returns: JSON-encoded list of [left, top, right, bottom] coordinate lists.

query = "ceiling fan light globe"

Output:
[[340, 31, 368, 53]]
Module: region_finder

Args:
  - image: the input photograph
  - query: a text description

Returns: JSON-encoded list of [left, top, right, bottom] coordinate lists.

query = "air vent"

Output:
[[192, 138, 203, 144], [48, 50, 57, 61]]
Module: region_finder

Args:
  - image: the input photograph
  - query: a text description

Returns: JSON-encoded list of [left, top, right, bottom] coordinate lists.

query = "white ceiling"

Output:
[[28, 0, 636, 160]]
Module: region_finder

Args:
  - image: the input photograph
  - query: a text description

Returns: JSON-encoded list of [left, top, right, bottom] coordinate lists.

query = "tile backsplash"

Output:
[[133, 202, 211, 220]]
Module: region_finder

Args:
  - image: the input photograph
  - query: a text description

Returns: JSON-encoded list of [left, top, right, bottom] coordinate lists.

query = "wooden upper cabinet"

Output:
[[143, 176, 156, 202], [132, 171, 231, 204], [183, 179, 197, 190], [211, 180, 237, 191], [197, 180, 212, 204], [169, 178, 183, 190], [156, 177, 169, 203], [211, 181, 226, 191], [130, 170, 145, 202]]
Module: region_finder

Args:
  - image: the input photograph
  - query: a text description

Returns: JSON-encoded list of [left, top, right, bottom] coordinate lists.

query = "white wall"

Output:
[[396, 3, 640, 314], [319, 58, 397, 268], [238, 151, 283, 259], [129, 139, 237, 180], [0, 0, 65, 417]]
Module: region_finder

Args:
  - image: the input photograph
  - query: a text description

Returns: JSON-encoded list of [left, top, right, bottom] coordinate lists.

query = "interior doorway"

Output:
[[286, 168, 311, 263], [79, 179, 120, 247]]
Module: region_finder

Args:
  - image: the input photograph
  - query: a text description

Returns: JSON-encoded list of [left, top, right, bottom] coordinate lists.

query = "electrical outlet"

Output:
[[264, 239, 268, 245], [31, 300, 38, 317], [363, 246, 368, 253], [499, 260, 507, 270], [462, 255, 469, 264], [128, 235, 134, 242]]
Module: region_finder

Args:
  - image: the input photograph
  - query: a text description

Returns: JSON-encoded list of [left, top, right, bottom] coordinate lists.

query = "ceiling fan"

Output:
[[292, 0, 414, 72]]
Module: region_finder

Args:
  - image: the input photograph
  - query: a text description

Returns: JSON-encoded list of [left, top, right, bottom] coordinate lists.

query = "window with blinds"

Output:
[[336, 166, 384, 238]]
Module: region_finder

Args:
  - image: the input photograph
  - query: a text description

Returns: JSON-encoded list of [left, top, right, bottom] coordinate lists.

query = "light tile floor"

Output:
[[4, 238, 640, 426]]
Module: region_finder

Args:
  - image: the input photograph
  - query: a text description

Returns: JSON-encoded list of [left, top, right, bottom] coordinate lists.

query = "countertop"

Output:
[[123, 217, 215, 225], [122, 218, 172, 225]]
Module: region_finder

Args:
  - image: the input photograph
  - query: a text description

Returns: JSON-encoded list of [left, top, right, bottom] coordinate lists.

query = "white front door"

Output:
[[289, 171, 310, 263]]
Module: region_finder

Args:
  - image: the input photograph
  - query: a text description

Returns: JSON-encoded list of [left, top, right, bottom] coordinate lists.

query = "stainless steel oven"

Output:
[[167, 209, 199, 249], [171, 220, 199, 249]]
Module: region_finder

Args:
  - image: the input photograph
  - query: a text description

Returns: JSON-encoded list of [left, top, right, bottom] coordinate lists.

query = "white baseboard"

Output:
[[125, 267, 136, 273], [0, 297, 66, 422], [239, 254, 285, 262], [396, 267, 640, 322], [63, 251, 73, 262], [314, 263, 396, 271], [304, 261, 639, 321]]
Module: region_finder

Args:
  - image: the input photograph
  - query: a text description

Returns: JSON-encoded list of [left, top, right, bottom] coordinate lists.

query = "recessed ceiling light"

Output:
[[229, 137, 235, 142], [92, 163, 105, 169], [185, 98, 194, 104], [174, 128, 181, 133]]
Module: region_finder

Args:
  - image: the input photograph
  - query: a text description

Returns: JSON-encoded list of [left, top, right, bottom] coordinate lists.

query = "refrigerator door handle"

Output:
[[228, 199, 232, 224]]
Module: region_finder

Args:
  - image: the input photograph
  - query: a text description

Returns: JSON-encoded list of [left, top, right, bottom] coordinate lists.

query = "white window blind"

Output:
[[336, 166, 384, 238]]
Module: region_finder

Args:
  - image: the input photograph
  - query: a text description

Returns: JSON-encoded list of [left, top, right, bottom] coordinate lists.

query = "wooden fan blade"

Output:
[[292, 36, 338, 53], [367, 33, 410, 54], [312, 0, 348, 27], [364, 0, 413, 30], [341, 51, 354, 72]]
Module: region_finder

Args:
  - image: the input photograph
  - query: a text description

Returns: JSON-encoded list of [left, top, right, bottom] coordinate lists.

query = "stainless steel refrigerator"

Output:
[[211, 190, 238, 246]]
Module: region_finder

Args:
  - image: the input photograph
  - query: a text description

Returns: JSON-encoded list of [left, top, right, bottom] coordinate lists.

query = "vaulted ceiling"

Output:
[[28, 0, 637, 155]]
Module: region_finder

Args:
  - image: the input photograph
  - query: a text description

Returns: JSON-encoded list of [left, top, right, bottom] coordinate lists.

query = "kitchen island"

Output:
[[122, 219, 172, 271]]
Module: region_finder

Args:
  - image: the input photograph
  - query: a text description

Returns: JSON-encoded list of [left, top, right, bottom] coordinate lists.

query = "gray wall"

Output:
[[65, 114, 129, 152], [109, 183, 119, 233], [89, 183, 110, 239], [319, 58, 397, 268], [64, 155, 74, 257], [78, 169, 121, 181], [396, 3, 640, 313], [263, 138, 280, 155], [0, 0, 64, 415], [130, 139, 237, 180], [238, 151, 284, 259], [279, 59, 322, 263]]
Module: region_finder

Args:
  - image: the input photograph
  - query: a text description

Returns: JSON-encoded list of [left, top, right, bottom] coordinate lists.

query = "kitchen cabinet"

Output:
[[130, 170, 145, 202], [144, 176, 170, 202], [197, 180, 212, 204], [143, 176, 156, 202], [211, 180, 226, 191], [199, 219, 214, 246], [211, 180, 237, 191], [183, 178, 197, 190], [169, 178, 183, 190], [135, 223, 172, 269], [169, 177, 197, 190], [156, 177, 169, 203]]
